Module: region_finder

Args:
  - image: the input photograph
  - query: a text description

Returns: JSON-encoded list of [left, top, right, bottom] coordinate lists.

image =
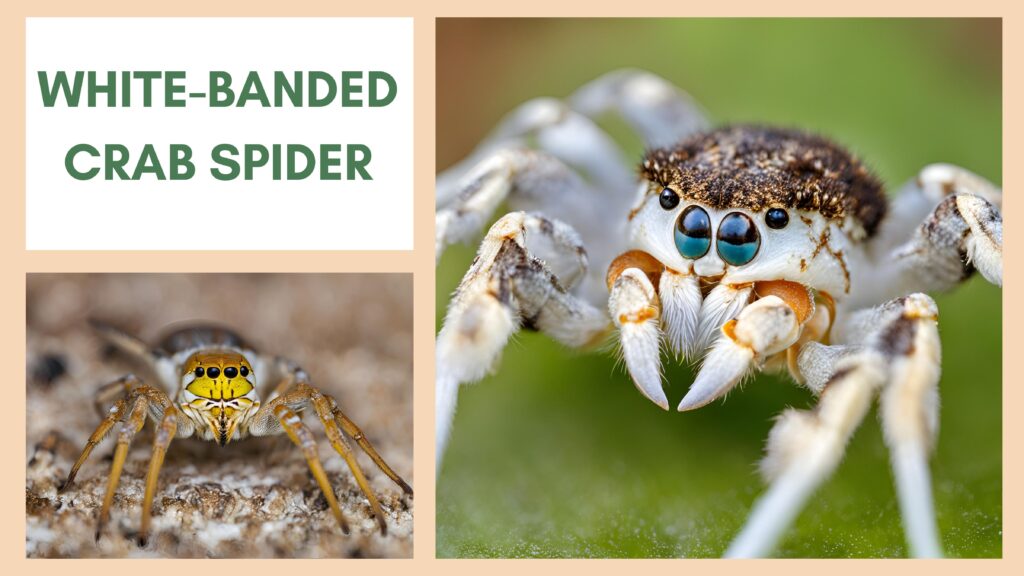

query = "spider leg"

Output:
[[568, 68, 711, 148], [439, 70, 708, 209], [89, 319, 170, 375], [609, 266, 665, 409], [91, 376, 135, 418], [437, 99, 634, 212], [60, 392, 130, 492], [250, 401, 352, 534], [873, 164, 1001, 255], [96, 393, 148, 541], [872, 298, 944, 557], [725, 349, 884, 558], [333, 412, 414, 496], [438, 149, 603, 259], [854, 165, 1002, 308], [695, 282, 755, 355], [314, 411, 389, 535], [437, 212, 609, 468], [436, 149, 625, 302], [894, 193, 1002, 287], [725, 294, 942, 558], [138, 406, 180, 546], [60, 374, 187, 544], [89, 319, 152, 359], [679, 286, 808, 411], [249, 369, 410, 535]]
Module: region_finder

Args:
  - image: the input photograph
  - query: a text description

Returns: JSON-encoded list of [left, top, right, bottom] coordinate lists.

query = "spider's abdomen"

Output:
[[641, 125, 887, 238], [157, 324, 253, 355]]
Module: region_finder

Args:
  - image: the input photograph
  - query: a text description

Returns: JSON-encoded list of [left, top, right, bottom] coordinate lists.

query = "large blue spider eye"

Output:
[[717, 212, 761, 266], [675, 205, 711, 259]]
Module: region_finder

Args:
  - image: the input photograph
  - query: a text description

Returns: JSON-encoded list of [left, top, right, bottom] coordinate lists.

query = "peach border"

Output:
[[1, 1, 1018, 573]]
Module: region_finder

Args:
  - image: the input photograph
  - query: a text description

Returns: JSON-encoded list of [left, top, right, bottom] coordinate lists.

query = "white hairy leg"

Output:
[[852, 165, 1003, 308], [438, 149, 598, 258], [678, 294, 802, 411], [872, 164, 1001, 254], [725, 294, 943, 558], [853, 194, 1003, 309], [609, 268, 666, 409], [568, 68, 711, 148], [876, 295, 943, 557], [440, 68, 709, 199], [724, 350, 885, 558], [436, 212, 608, 469], [436, 149, 623, 302], [436, 99, 633, 208]]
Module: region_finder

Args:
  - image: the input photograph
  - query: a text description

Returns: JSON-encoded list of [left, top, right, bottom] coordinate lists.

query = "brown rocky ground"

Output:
[[26, 274, 413, 558]]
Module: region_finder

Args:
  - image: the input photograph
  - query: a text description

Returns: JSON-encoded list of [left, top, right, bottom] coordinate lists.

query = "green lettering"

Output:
[[274, 71, 302, 107], [104, 144, 130, 180], [347, 144, 372, 180], [244, 144, 269, 179], [39, 71, 84, 107], [211, 144, 239, 180], [341, 71, 362, 106], [369, 71, 396, 107], [320, 144, 342, 180], [131, 144, 166, 180], [88, 71, 117, 107], [210, 72, 234, 107], [238, 72, 270, 107], [287, 145, 315, 179], [165, 71, 186, 107], [170, 145, 194, 180], [65, 144, 98, 179], [308, 71, 336, 107]]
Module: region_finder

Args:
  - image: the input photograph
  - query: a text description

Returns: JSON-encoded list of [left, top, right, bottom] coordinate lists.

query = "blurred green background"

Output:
[[435, 19, 1002, 558]]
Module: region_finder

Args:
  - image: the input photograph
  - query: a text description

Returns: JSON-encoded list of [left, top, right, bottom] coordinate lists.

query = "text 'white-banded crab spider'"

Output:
[[435, 70, 1002, 558], [58, 321, 413, 546]]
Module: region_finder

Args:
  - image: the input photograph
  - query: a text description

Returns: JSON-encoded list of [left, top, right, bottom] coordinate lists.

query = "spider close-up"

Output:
[[26, 274, 414, 558], [435, 19, 1001, 560]]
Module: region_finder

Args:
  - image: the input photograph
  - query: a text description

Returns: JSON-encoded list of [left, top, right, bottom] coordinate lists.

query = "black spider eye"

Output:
[[207, 367, 221, 379], [224, 366, 238, 379], [716, 212, 761, 266], [765, 208, 789, 229], [194, 367, 204, 378], [659, 187, 680, 210], [674, 205, 712, 259], [240, 366, 249, 377]]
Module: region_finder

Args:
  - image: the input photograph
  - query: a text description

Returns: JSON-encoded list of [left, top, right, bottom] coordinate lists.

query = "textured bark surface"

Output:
[[26, 274, 414, 558]]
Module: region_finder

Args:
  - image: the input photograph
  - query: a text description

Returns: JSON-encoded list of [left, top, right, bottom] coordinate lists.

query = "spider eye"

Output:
[[674, 205, 711, 259], [240, 366, 249, 377], [194, 367, 204, 378], [207, 366, 221, 379], [659, 187, 680, 210], [765, 208, 789, 229], [224, 366, 238, 379], [717, 212, 761, 266]]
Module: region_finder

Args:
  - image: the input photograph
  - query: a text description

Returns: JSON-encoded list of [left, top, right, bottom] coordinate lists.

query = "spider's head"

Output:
[[628, 125, 887, 296], [180, 351, 259, 446]]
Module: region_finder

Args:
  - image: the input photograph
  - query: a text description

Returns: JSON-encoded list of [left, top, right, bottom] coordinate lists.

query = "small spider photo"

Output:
[[436, 19, 1001, 558], [26, 273, 413, 558]]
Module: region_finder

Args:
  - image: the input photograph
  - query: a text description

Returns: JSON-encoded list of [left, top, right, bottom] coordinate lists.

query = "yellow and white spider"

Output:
[[57, 320, 413, 546]]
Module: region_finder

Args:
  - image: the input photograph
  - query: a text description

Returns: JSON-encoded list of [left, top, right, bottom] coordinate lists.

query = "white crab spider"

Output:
[[435, 70, 1002, 558]]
